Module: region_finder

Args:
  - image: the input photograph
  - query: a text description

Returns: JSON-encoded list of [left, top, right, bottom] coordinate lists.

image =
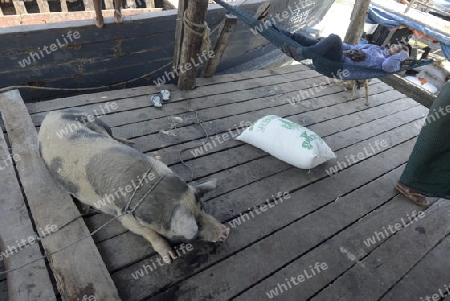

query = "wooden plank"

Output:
[[60, 0, 68, 12], [235, 182, 443, 301], [101, 100, 425, 271], [12, 0, 27, 14], [112, 137, 420, 301], [0, 8, 163, 27], [155, 140, 433, 301], [26, 67, 314, 116], [127, 83, 400, 153], [0, 125, 56, 301], [85, 91, 412, 243], [27, 68, 316, 126], [380, 230, 450, 300], [98, 115, 423, 275], [0, 90, 121, 301], [201, 14, 237, 78], [380, 74, 436, 108], [35, 0, 49, 13], [203, 105, 426, 220], [311, 199, 450, 300]]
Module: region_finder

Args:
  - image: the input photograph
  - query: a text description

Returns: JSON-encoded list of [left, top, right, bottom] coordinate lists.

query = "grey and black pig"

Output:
[[38, 109, 229, 261]]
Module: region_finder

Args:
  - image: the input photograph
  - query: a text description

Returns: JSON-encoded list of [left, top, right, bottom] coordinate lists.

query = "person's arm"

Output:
[[382, 51, 408, 72], [342, 43, 373, 51], [342, 43, 358, 51]]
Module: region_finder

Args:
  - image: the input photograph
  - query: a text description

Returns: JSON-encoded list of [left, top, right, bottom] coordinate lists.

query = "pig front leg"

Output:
[[120, 215, 174, 262], [198, 213, 229, 243]]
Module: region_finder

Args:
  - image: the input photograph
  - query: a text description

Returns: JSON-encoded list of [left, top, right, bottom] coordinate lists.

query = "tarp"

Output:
[[367, 4, 450, 58]]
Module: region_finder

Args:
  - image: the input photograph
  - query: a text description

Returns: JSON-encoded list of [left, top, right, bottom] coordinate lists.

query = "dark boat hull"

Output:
[[0, 0, 334, 101]]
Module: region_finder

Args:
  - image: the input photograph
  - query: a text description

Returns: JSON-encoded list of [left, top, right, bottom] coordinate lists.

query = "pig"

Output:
[[93, 0, 123, 28], [38, 109, 229, 261]]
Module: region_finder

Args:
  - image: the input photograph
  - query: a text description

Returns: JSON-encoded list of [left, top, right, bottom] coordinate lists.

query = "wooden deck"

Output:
[[1, 64, 449, 301]]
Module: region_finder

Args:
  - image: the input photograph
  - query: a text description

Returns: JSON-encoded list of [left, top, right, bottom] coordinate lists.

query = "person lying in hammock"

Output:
[[274, 25, 410, 77]]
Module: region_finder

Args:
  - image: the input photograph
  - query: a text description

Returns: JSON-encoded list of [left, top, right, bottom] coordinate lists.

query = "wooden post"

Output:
[[177, 0, 209, 90], [405, 0, 417, 13], [12, 0, 27, 14], [201, 14, 237, 78], [172, 0, 188, 73], [344, 0, 372, 45]]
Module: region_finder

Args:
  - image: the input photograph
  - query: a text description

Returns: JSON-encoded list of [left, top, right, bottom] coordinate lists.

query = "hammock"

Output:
[[214, 0, 433, 80]]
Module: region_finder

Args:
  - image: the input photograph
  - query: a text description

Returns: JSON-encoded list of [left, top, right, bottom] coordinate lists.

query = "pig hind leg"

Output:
[[120, 215, 174, 262]]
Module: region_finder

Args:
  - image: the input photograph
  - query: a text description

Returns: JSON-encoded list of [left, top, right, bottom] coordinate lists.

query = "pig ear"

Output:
[[194, 178, 217, 198], [171, 204, 198, 239]]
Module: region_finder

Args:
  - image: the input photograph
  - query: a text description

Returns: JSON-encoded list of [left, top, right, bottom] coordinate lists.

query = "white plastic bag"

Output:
[[236, 115, 336, 169]]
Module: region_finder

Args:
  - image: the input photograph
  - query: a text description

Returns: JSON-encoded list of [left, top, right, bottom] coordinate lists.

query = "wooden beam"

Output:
[[344, 0, 371, 45], [12, 0, 27, 14], [60, 0, 68, 12], [177, 0, 209, 90], [145, 0, 154, 8], [405, 0, 417, 13], [172, 0, 188, 73], [0, 90, 122, 301], [36, 0, 50, 13], [0, 8, 162, 27], [83, 0, 94, 11], [126, 0, 135, 9], [104, 0, 114, 11], [0, 125, 56, 301], [201, 14, 237, 78]]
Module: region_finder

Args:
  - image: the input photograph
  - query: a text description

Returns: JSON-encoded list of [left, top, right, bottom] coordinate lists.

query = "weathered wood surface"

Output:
[[0, 124, 56, 301], [36, 0, 50, 13], [24, 64, 445, 301], [11, 0, 26, 14], [0, 90, 121, 301]]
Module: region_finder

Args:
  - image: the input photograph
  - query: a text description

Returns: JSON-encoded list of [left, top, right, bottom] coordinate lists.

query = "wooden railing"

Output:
[[405, 0, 450, 17]]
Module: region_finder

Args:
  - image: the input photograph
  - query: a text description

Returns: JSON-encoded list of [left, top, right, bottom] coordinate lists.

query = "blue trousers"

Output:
[[276, 27, 344, 77]]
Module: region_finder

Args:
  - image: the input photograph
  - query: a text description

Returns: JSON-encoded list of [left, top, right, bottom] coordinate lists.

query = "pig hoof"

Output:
[[214, 226, 230, 243], [153, 241, 174, 263]]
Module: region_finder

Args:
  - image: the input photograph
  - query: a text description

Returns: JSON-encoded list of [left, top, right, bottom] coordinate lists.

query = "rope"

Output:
[[0, 61, 173, 94], [178, 110, 210, 182], [183, 10, 211, 53]]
